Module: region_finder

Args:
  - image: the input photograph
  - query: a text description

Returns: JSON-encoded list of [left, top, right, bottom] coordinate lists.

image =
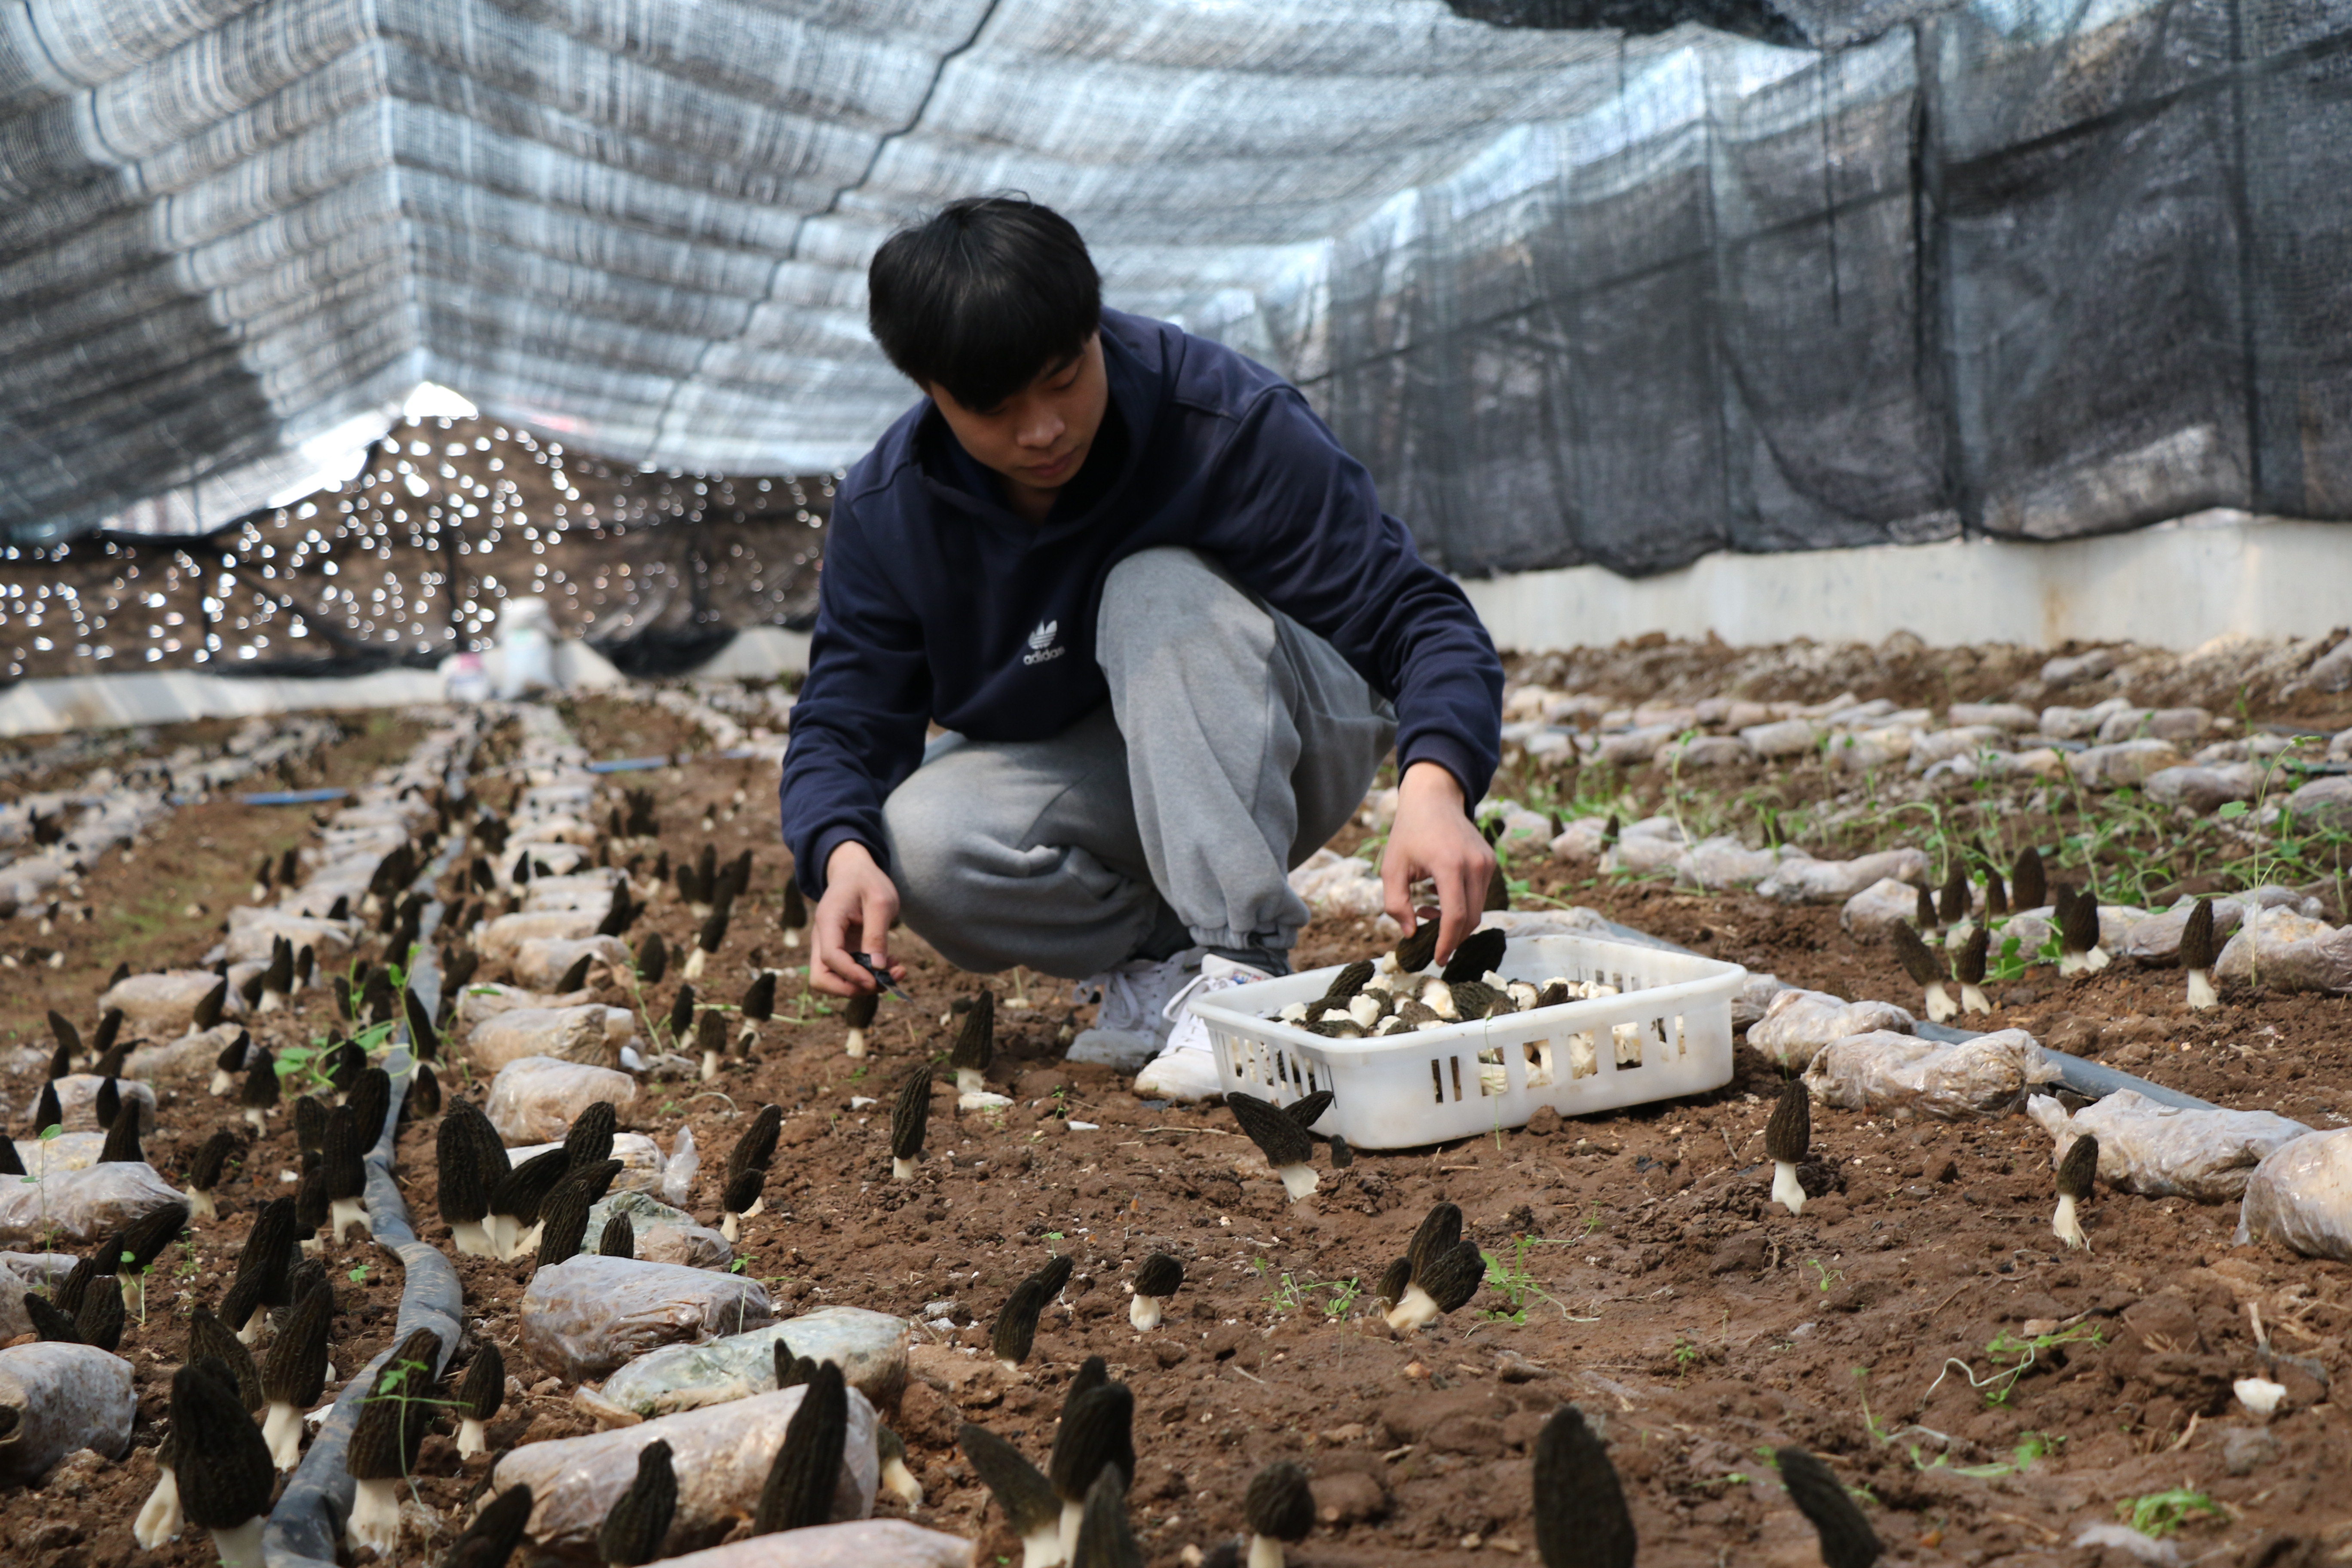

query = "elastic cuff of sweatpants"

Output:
[[1397, 738, 1488, 808], [1188, 924, 1297, 955], [807, 826, 888, 899]]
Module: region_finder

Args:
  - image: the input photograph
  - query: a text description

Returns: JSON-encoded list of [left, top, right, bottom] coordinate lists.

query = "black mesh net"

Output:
[[0, 0, 2345, 608]]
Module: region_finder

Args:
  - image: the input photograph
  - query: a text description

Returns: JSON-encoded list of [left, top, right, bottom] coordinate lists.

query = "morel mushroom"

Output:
[[260, 1283, 334, 1469], [1765, 1077, 1812, 1218], [443, 1483, 533, 1568], [842, 988, 877, 1058], [992, 1255, 1073, 1370], [952, 992, 995, 1097], [2010, 845, 2046, 913], [1243, 1461, 1315, 1568], [345, 1328, 444, 1556], [1227, 1090, 1319, 1201], [1530, 1403, 1636, 1568], [165, 1361, 274, 1568], [456, 1339, 505, 1458], [1954, 924, 1992, 1016], [878, 1424, 924, 1508], [1128, 1252, 1183, 1331], [1776, 1445, 1882, 1568], [185, 1128, 240, 1222], [598, 1437, 678, 1567], [323, 1106, 370, 1243], [2053, 1133, 2098, 1252], [960, 1421, 1061, 1568], [1048, 1380, 1134, 1559], [751, 1359, 847, 1534], [239, 1046, 279, 1136], [208, 1029, 248, 1098], [1383, 1202, 1485, 1332], [890, 1066, 931, 1182], [2182, 896, 2220, 1011], [1889, 920, 1957, 1023]]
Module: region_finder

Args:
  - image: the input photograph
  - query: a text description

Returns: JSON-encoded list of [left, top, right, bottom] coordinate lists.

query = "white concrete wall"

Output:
[[1459, 511, 2352, 652]]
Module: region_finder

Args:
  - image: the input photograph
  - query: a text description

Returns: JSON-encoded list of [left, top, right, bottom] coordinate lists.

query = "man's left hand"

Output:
[[1378, 760, 1496, 965]]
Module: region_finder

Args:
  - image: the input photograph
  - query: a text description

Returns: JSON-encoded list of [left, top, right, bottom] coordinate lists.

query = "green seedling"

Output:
[[1929, 1322, 2103, 1407], [2116, 1489, 2225, 1539]]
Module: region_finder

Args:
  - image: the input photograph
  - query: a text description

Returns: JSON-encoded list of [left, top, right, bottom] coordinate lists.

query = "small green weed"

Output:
[[1930, 1323, 2103, 1407], [2116, 1489, 2225, 1539]]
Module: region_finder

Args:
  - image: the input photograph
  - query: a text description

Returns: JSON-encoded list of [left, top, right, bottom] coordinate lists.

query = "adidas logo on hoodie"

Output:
[[1022, 620, 1065, 666]]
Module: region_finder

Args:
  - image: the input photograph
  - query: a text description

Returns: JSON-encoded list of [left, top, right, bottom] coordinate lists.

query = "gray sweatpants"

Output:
[[879, 547, 1396, 979]]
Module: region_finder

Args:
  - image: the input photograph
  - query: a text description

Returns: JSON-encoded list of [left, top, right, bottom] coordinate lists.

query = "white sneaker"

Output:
[[1066, 949, 1203, 1072], [1131, 952, 1274, 1102]]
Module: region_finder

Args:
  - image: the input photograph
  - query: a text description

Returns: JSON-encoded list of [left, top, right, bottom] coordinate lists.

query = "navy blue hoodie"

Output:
[[780, 309, 1503, 894]]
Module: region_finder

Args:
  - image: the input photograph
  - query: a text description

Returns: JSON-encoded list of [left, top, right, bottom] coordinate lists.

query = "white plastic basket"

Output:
[[1187, 934, 1747, 1149]]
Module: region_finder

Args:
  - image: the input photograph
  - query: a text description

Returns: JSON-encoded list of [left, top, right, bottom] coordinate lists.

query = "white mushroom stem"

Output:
[[185, 1186, 217, 1223], [119, 1270, 146, 1319], [1771, 1160, 1807, 1217], [1384, 1283, 1441, 1334], [722, 1210, 742, 1243], [262, 1401, 304, 1471], [503, 1220, 544, 1262], [956, 1067, 985, 1097], [1922, 981, 1957, 1023], [2187, 969, 2219, 1011], [1129, 1294, 1165, 1331], [243, 1107, 269, 1137], [346, 1475, 408, 1558], [1274, 1164, 1319, 1202], [132, 1462, 181, 1547], [881, 1454, 925, 1508], [891, 1157, 919, 1181], [782, 928, 801, 947], [684, 946, 709, 983], [457, 1416, 487, 1459], [210, 1516, 265, 1568], [701, 1049, 722, 1082], [2052, 1194, 2088, 1251], [844, 1027, 868, 1058], [450, 1219, 496, 1258], [1249, 1536, 1288, 1568], [258, 990, 285, 1014], [1959, 984, 1992, 1016], [2084, 944, 2111, 972], [1059, 1501, 1084, 1563], [209, 1068, 237, 1097], [235, 1302, 267, 1346], [487, 1213, 518, 1259], [329, 1197, 370, 1243], [1017, 1522, 1066, 1568]]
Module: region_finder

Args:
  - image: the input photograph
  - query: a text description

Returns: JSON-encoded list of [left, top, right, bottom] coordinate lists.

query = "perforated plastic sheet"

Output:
[[3, 0, 2347, 573]]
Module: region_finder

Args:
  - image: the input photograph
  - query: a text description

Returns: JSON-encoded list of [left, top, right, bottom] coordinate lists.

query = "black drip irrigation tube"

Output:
[[1576, 912, 2220, 1113], [263, 730, 478, 1568]]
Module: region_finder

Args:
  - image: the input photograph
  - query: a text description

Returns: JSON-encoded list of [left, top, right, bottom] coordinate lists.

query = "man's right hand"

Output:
[[810, 839, 906, 996]]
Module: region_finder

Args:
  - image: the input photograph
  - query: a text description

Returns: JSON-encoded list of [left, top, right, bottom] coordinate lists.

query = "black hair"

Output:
[[867, 195, 1102, 412]]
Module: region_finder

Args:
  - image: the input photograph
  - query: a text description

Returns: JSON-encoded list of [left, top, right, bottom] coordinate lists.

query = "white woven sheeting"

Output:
[[0, 0, 1818, 538]]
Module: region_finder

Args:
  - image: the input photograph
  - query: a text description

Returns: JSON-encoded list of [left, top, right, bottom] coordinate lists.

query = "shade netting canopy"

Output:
[[4, 0, 2348, 578]]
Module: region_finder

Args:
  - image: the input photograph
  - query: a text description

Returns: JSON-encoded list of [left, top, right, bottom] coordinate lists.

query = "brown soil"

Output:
[[10, 695, 2352, 1568], [0, 710, 429, 1056]]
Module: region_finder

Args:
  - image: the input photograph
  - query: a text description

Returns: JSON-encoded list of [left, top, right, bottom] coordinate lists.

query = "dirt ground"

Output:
[[7, 685, 2352, 1568]]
